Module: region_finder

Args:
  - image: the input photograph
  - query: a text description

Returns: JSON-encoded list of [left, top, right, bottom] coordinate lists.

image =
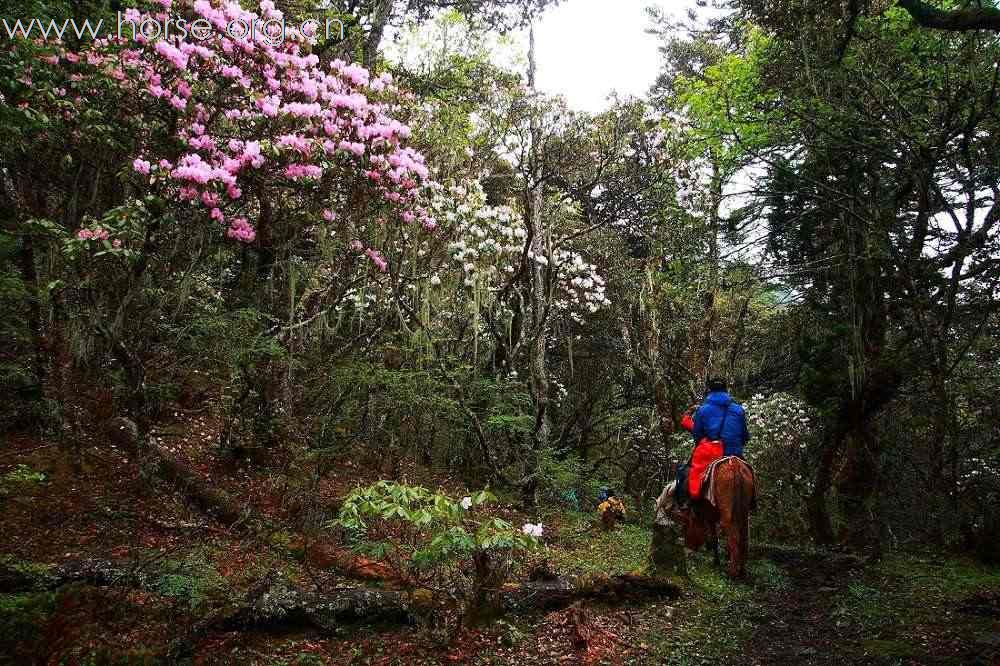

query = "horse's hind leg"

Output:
[[725, 518, 748, 578], [725, 521, 744, 578], [711, 526, 721, 567], [738, 517, 749, 577]]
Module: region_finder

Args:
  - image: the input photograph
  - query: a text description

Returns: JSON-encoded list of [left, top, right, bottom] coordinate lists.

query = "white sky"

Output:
[[529, 0, 693, 112]]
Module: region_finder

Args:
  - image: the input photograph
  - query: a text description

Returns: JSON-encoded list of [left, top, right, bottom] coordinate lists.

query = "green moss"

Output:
[[0, 555, 56, 590], [747, 559, 791, 591], [636, 553, 760, 664], [0, 591, 56, 660], [859, 638, 920, 659], [545, 511, 652, 575], [55, 647, 161, 665], [155, 554, 228, 611]]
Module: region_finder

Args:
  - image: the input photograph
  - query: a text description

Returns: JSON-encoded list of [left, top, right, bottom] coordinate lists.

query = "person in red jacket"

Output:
[[680, 408, 696, 434], [679, 378, 749, 499]]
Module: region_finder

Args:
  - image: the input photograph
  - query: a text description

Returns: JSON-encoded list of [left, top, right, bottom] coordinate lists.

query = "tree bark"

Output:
[[807, 432, 839, 545], [527, 23, 549, 454], [651, 486, 687, 577], [362, 0, 394, 69], [14, 233, 47, 391]]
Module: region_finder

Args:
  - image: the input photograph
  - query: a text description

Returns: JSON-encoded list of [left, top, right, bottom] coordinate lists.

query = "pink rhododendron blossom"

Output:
[[25, 0, 441, 259], [285, 164, 323, 180], [227, 217, 256, 242], [365, 248, 388, 272], [77, 227, 110, 241]]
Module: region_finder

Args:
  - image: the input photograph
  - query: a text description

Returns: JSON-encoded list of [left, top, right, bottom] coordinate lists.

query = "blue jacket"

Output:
[[692, 391, 749, 457]]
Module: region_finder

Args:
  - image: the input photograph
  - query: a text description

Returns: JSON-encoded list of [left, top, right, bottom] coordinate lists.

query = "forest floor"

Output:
[[2, 424, 999, 665]]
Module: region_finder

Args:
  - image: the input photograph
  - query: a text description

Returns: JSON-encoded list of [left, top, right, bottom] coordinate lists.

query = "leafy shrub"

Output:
[[743, 392, 819, 543], [334, 481, 541, 615], [535, 448, 588, 509]]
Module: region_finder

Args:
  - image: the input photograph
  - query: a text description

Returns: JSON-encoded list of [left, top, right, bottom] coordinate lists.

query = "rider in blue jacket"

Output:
[[692, 379, 750, 458]]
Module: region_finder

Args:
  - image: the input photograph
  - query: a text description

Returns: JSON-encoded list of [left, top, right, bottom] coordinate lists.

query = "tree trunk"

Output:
[[807, 432, 839, 545], [523, 24, 549, 506], [651, 486, 687, 576], [362, 0, 393, 70], [15, 233, 47, 391], [696, 159, 724, 385]]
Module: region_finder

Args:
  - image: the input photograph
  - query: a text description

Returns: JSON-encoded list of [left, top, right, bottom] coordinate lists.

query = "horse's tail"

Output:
[[729, 458, 753, 576], [730, 458, 745, 524], [733, 457, 753, 520]]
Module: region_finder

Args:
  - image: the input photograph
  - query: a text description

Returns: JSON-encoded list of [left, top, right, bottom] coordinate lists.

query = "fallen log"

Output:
[[4, 556, 679, 621], [106, 416, 246, 528], [211, 578, 415, 631], [1, 557, 418, 632], [499, 573, 681, 613], [0, 558, 152, 594]]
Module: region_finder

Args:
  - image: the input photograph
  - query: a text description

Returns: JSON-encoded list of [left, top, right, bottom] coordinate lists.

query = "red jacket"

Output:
[[680, 412, 695, 433], [679, 409, 722, 498]]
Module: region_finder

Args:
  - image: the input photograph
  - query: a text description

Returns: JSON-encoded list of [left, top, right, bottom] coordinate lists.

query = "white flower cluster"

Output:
[[957, 456, 1000, 492], [521, 522, 544, 537], [435, 181, 523, 288], [742, 392, 817, 498], [336, 286, 379, 312], [432, 180, 610, 311], [744, 392, 815, 456], [552, 249, 611, 313]]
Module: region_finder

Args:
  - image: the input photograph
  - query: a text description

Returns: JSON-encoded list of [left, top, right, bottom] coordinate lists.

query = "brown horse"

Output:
[[666, 457, 756, 578]]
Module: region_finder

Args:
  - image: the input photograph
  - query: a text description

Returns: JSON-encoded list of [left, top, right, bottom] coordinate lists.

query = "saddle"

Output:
[[702, 456, 756, 509], [674, 455, 757, 510]]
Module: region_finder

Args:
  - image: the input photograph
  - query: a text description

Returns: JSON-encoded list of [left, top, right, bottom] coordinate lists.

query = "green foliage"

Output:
[[288, 654, 326, 666], [334, 480, 540, 618], [534, 449, 599, 510], [2, 464, 46, 485], [336, 481, 540, 573], [673, 26, 782, 173], [0, 592, 56, 656], [0, 465, 47, 497], [544, 511, 651, 576], [154, 555, 228, 612]]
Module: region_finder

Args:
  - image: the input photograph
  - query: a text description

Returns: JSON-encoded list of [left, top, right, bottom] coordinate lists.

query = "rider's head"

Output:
[[707, 377, 727, 393]]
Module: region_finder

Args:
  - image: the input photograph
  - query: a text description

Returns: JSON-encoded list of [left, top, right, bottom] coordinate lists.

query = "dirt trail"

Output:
[[738, 550, 866, 665], [734, 548, 999, 665]]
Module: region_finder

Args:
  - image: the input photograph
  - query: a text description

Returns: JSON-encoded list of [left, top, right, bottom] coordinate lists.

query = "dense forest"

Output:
[[1, 0, 999, 662]]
